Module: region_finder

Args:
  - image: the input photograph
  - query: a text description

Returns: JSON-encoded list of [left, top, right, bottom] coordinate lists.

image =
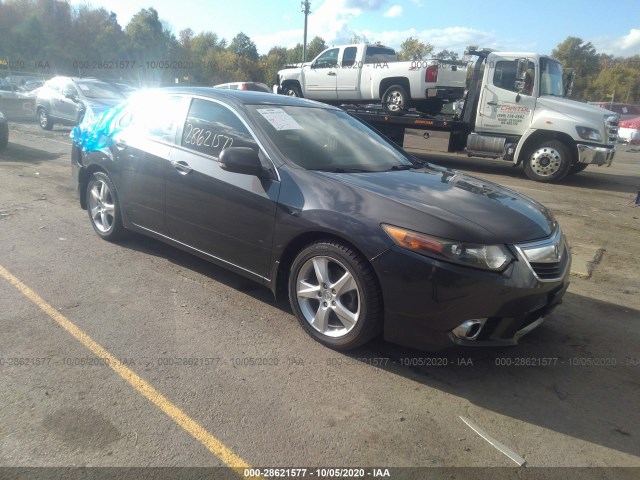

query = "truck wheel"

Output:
[[568, 162, 589, 175], [416, 99, 444, 115], [283, 85, 302, 97], [382, 85, 410, 114], [523, 140, 572, 183]]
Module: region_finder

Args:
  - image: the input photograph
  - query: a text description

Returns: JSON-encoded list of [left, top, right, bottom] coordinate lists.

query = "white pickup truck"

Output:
[[275, 43, 468, 115]]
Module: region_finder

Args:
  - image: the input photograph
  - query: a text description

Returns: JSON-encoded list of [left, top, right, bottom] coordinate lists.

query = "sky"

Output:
[[73, 0, 640, 57]]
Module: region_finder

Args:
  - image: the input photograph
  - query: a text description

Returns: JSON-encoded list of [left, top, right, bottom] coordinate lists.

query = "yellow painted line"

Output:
[[0, 264, 256, 477]]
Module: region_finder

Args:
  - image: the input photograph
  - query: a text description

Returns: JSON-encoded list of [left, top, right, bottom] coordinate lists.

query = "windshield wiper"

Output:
[[385, 164, 423, 171]]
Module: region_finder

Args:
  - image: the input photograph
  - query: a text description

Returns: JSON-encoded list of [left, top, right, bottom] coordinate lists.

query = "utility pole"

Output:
[[301, 0, 311, 62]]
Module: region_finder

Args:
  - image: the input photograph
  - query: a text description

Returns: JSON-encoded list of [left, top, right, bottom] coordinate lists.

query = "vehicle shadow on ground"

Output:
[[115, 233, 639, 458], [117, 232, 283, 308], [411, 152, 638, 195], [0, 142, 61, 162], [352, 291, 640, 459]]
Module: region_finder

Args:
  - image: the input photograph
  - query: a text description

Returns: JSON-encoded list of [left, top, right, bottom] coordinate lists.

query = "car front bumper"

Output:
[[577, 144, 615, 166], [372, 244, 570, 351]]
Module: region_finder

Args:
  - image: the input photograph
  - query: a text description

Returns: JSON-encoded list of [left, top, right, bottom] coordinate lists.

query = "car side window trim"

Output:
[[173, 95, 280, 181]]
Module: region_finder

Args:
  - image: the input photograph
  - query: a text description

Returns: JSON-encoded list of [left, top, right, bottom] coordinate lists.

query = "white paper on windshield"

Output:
[[78, 84, 90, 91], [257, 108, 302, 131]]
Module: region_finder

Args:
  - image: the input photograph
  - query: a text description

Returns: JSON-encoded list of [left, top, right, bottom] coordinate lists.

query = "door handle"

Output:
[[327, 71, 337, 76], [172, 160, 193, 175], [487, 101, 499, 106]]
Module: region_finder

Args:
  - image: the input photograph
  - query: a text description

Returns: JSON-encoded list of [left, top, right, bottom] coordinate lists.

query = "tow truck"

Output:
[[343, 47, 619, 183]]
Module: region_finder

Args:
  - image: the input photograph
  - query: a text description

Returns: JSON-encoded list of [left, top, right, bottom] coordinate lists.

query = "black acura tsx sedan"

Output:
[[71, 87, 570, 351]]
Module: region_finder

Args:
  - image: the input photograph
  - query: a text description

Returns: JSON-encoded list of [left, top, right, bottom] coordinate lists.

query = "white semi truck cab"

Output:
[[350, 48, 619, 183]]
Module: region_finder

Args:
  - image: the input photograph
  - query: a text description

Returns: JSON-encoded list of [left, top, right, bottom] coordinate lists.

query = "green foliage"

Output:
[[1, 3, 637, 104], [398, 37, 434, 61]]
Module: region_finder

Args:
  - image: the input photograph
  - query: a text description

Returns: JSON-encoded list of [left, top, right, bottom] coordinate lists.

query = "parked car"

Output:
[[588, 102, 640, 121], [0, 78, 20, 98], [214, 82, 272, 93], [36, 76, 126, 130], [618, 116, 640, 144], [71, 88, 570, 351], [0, 111, 8, 149]]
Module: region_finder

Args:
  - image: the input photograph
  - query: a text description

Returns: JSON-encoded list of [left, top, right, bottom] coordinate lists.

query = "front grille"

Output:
[[516, 229, 569, 282], [530, 258, 567, 280], [606, 115, 619, 145]]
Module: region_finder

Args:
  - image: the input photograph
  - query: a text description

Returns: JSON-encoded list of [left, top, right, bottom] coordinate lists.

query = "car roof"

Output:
[[159, 86, 339, 110]]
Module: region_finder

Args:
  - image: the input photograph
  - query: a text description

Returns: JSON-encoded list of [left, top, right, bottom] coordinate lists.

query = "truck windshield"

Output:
[[248, 105, 417, 172], [539, 58, 564, 97]]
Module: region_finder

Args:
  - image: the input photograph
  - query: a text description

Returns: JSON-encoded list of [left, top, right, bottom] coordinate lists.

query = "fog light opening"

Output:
[[452, 319, 487, 341]]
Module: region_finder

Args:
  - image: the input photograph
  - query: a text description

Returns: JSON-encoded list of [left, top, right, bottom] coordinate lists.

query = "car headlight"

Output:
[[382, 224, 513, 271], [576, 126, 602, 142]]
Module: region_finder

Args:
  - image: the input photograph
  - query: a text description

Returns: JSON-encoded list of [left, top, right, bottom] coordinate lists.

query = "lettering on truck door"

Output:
[[478, 56, 536, 137]]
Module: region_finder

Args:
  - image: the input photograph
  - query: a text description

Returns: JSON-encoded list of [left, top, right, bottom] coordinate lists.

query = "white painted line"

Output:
[[47, 138, 71, 146], [459, 416, 527, 466]]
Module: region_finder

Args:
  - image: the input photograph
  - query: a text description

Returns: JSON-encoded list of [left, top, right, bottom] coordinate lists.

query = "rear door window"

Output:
[[180, 98, 258, 158]]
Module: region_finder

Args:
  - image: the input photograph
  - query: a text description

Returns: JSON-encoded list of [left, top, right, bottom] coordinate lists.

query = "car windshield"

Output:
[[539, 58, 564, 97], [247, 105, 417, 172], [77, 81, 125, 100]]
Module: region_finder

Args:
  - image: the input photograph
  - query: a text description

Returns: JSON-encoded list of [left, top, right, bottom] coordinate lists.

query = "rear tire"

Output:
[[288, 241, 383, 351], [523, 139, 572, 183], [382, 85, 410, 114]]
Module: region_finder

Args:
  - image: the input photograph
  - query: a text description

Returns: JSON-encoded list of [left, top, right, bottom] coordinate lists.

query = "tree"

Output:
[[286, 44, 303, 64], [552, 37, 600, 100], [125, 8, 169, 59], [590, 63, 640, 104], [228, 32, 258, 62], [435, 49, 459, 61], [398, 37, 434, 61], [306, 37, 327, 60]]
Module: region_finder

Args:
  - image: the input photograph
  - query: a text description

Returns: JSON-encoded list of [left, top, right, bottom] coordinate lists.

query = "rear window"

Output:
[[364, 47, 397, 64]]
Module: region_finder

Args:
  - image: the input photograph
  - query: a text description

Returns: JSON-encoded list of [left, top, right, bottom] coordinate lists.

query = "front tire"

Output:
[[523, 140, 572, 183], [568, 162, 589, 175], [86, 171, 125, 241], [38, 108, 53, 130], [282, 85, 302, 97], [382, 85, 410, 114], [288, 241, 382, 351]]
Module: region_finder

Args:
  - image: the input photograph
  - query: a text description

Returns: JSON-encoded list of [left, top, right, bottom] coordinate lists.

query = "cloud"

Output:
[[592, 29, 640, 57], [383, 5, 403, 17], [345, 0, 387, 10]]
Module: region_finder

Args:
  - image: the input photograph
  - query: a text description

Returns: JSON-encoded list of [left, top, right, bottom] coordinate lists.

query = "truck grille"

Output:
[[606, 115, 619, 145]]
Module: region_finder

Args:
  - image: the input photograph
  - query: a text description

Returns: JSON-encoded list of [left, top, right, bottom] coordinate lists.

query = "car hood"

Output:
[[318, 166, 556, 244]]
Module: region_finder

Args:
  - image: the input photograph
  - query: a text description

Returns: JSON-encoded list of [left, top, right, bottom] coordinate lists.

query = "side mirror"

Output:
[[514, 58, 528, 92], [564, 70, 575, 97], [219, 147, 264, 176]]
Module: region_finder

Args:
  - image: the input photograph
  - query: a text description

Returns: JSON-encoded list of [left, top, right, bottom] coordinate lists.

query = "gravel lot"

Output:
[[0, 121, 638, 478]]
